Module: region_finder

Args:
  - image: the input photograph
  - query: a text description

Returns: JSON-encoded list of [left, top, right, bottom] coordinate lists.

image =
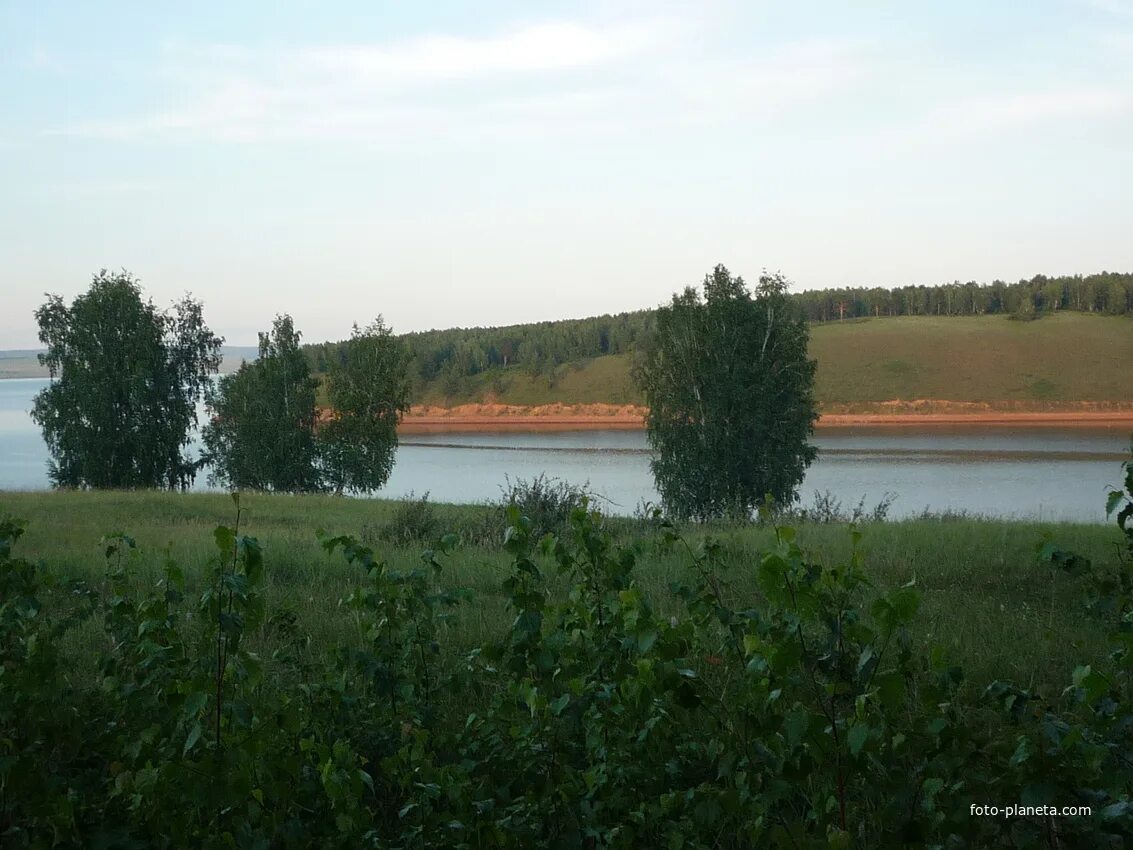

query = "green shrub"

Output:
[[788, 489, 896, 524], [2, 477, 1133, 846], [373, 490, 440, 547], [498, 473, 593, 537], [444, 474, 595, 549]]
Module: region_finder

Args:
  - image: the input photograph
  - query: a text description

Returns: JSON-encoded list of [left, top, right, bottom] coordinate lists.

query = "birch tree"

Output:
[[635, 264, 818, 520]]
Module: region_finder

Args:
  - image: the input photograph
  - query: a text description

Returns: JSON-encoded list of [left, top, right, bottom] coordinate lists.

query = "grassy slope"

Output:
[[811, 313, 1133, 405], [0, 489, 1119, 694], [412, 313, 1133, 409], [414, 353, 639, 407]]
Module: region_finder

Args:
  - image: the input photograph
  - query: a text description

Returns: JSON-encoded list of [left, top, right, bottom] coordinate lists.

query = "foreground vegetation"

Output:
[[0, 488, 1118, 689], [2, 482, 1132, 845]]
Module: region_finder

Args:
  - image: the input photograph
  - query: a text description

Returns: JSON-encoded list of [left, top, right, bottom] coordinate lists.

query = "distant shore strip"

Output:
[[398, 404, 1133, 433]]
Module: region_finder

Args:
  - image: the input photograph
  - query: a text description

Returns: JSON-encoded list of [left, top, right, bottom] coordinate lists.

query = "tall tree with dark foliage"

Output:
[[636, 264, 818, 520], [319, 318, 410, 495], [203, 314, 322, 492], [32, 270, 222, 489]]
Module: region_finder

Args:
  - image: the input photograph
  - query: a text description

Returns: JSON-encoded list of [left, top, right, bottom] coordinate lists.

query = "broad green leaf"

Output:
[[1106, 489, 1125, 517], [183, 721, 202, 756]]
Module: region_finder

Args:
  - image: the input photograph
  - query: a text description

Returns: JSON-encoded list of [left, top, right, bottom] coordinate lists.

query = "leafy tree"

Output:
[[1012, 291, 1038, 321], [31, 270, 222, 490], [635, 264, 818, 520], [319, 318, 411, 495], [203, 314, 322, 492], [1107, 280, 1128, 315]]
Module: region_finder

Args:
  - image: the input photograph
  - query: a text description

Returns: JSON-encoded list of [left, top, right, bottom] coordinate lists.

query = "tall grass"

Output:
[[0, 489, 1118, 691]]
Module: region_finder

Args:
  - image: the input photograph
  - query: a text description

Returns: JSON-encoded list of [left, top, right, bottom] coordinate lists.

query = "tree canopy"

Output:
[[204, 314, 411, 494], [31, 270, 222, 489], [635, 264, 818, 520], [203, 314, 322, 492], [319, 318, 411, 495]]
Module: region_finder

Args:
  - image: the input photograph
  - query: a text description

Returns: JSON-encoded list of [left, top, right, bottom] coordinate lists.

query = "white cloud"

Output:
[[659, 39, 870, 118], [54, 20, 870, 145], [926, 87, 1130, 134], [1090, 27, 1133, 57], [295, 22, 654, 78], [39, 179, 169, 198], [1076, 0, 1133, 16]]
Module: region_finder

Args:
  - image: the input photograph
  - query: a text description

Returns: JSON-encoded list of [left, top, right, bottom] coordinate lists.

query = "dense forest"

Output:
[[307, 311, 656, 391], [794, 270, 1133, 322], [306, 272, 1133, 388]]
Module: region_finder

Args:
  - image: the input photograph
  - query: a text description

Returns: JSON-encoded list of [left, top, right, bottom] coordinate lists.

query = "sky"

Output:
[[2, 1, 1131, 348]]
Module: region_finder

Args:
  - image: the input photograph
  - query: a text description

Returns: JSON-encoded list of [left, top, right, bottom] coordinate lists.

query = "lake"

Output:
[[2, 378, 1130, 522]]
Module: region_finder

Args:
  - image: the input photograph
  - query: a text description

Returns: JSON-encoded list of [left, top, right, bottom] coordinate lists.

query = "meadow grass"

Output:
[[414, 352, 640, 407], [809, 312, 1133, 405], [1, 489, 1122, 698], [410, 313, 1133, 408]]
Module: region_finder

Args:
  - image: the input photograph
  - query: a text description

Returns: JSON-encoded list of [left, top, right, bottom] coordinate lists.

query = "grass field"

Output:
[[1, 489, 1121, 696], [412, 313, 1133, 409], [413, 352, 640, 407], [810, 312, 1133, 405]]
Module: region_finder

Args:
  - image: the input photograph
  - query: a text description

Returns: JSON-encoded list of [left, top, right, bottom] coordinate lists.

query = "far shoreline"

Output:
[[399, 404, 1133, 433]]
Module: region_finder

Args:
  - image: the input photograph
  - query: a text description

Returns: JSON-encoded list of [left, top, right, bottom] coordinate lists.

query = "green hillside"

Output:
[[414, 352, 640, 407], [14, 313, 1127, 410], [413, 313, 1133, 409], [810, 313, 1133, 406]]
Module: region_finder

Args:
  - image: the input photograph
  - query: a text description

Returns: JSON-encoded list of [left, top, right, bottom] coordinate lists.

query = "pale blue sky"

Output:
[[2, 1, 1131, 347]]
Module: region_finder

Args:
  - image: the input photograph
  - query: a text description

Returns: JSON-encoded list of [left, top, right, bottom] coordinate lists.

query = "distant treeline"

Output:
[[795, 271, 1133, 322], [308, 311, 656, 388], [306, 272, 1133, 385]]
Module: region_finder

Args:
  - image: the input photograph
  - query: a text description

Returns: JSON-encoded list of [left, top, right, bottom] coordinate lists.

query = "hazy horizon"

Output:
[[3, 0, 1132, 349]]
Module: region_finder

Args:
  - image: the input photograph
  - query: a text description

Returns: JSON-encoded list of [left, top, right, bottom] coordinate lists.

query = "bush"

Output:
[[373, 490, 440, 547], [799, 489, 896, 523], [498, 473, 593, 538], [3, 479, 1133, 846], [449, 474, 596, 548]]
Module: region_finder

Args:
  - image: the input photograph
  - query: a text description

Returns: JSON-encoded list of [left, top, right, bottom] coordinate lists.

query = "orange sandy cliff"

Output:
[[399, 402, 648, 432], [391, 400, 1133, 432]]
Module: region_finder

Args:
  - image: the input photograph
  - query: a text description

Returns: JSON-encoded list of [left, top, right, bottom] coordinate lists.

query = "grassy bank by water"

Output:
[[1, 488, 1119, 693]]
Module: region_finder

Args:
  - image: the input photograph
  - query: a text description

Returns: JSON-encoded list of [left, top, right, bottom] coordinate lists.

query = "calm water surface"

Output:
[[2, 379, 1129, 521]]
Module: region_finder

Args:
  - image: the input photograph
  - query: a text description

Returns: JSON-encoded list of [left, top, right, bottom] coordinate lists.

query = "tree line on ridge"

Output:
[[305, 271, 1133, 389]]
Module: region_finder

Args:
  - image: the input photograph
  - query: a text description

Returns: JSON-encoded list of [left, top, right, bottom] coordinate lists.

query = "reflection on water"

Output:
[[2, 378, 1130, 522], [387, 427, 1130, 522]]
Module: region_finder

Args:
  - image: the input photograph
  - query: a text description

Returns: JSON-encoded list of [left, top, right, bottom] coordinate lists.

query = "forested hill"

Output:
[[791, 270, 1131, 321], [304, 271, 1133, 407], [308, 310, 655, 392]]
